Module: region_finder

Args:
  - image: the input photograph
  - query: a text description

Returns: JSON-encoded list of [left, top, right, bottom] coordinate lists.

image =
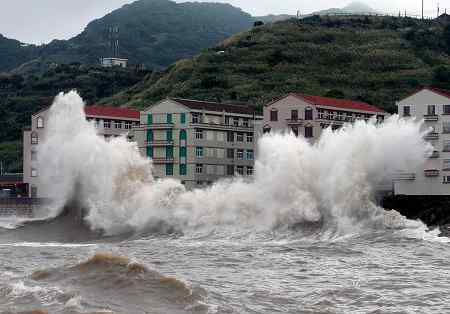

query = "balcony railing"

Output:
[[151, 157, 175, 164], [286, 118, 303, 125], [424, 132, 439, 140], [145, 140, 174, 147], [191, 122, 254, 130], [146, 123, 174, 130], [424, 115, 439, 122], [393, 172, 416, 181], [424, 169, 440, 177]]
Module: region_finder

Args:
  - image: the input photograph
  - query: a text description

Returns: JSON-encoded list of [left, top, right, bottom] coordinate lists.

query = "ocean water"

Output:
[[1, 91, 448, 313]]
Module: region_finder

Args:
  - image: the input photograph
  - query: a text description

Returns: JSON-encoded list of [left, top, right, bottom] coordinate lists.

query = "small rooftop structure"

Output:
[[100, 57, 128, 68], [84, 105, 140, 120]]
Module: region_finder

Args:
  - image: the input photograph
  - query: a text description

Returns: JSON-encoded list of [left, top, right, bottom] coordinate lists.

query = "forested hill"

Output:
[[107, 15, 450, 113], [0, 0, 254, 73]]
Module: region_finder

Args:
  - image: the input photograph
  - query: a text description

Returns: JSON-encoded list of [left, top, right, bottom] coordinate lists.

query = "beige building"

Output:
[[263, 93, 387, 140], [395, 87, 450, 195], [133, 98, 263, 189], [23, 106, 140, 198]]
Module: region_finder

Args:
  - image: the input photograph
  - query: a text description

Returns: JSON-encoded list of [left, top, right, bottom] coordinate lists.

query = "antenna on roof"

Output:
[[108, 26, 120, 57]]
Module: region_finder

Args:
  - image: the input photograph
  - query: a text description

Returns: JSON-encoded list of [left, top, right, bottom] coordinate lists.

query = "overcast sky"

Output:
[[1, 0, 449, 44]]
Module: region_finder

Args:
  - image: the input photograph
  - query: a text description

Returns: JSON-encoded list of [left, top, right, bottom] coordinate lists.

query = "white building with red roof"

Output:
[[263, 93, 387, 140], [23, 105, 140, 198], [395, 87, 450, 195]]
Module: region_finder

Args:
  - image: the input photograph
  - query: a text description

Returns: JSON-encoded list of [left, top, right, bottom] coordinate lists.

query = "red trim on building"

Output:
[[293, 93, 385, 113], [84, 106, 140, 120], [426, 87, 450, 100]]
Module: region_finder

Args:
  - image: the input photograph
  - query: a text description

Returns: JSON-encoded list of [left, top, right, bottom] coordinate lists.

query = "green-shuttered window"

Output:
[[166, 146, 174, 159], [146, 130, 153, 143], [146, 146, 153, 158], [167, 113, 173, 124], [166, 164, 174, 176], [180, 146, 187, 158], [180, 164, 187, 176], [180, 113, 186, 124], [147, 114, 153, 125], [180, 130, 187, 141], [167, 129, 173, 141]]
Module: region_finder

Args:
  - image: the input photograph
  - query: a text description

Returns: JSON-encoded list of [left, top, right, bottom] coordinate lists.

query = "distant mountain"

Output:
[[0, 0, 254, 73], [311, 1, 378, 16], [255, 14, 296, 23]]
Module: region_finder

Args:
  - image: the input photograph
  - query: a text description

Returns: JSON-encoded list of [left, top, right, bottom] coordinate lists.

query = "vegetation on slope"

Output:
[[0, 0, 254, 74], [108, 15, 450, 113], [0, 64, 149, 172]]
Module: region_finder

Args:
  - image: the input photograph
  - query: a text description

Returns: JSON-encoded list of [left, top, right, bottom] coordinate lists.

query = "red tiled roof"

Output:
[[293, 93, 385, 113], [84, 106, 140, 120], [171, 98, 257, 115]]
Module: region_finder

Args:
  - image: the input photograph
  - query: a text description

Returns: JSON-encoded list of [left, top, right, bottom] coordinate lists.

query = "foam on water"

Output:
[[36, 91, 441, 239]]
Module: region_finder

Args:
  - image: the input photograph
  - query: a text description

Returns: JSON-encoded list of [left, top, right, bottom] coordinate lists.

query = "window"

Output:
[[247, 166, 254, 176], [147, 114, 153, 125], [166, 164, 174, 176], [31, 132, 38, 145], [227, 148, 234, 159], [166, 146, 174, 159], [31, 186, 37, 198], [291, 110, 298, 120], [196, 164, 203, 174], [125, 121, 132, 129], [443, 122, 450, 134], [115, 120, 122, 129], [305, 108, 313, 120], [444, 141, 450, 152], [237, 149, 244, 159], [227, 131, 234, 142], [263, 127, 271, 134], [180, 147, 187, 158], [243, 118, 249, 127], [147, 131, 153, 143], [206, 148, 215, 158], [31, 168, 38, 177], [291, 126, 299, 137], [225, 116, 231, 125], [180, 130, 187, 141], [337, 112, 343, 121], [427, 105, 436, 115], [196, 147, 204, 158], [318, 109, 325, 119], [247, 133, 253, 142], [192, 113, 201, 124], [444, 105, 450, 115], [207, 165, 215, 175], [237, 166, 244, 175], [227, 165, 235, 175], [443, 160, 450, 171], [180, 164, 187, 176], [233, 117, 239, 127], [95, 119, 100, 128], [207, 131, 214, 141], [403, 106, 411, 117], [246, 150, 254, 160], [237, 133, 244, 142], [217, 132, 225, 142], [270, 110, 278, 121], [217, 165, 225, 176], [443, 176, 450, 184], [31, 150, 37, 161], [167, 113, 173, 124], [181, 113, 186, 124], [167, 129, 173, 141], [217, 148, 225, 159], [104, 120, 111, 128], [195, 129, 203, 140], [305, 126, 313, 138], [37, 117, 44, 129], [147, 146, 153, 158]]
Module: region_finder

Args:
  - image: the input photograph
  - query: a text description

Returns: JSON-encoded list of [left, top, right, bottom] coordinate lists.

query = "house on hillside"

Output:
[[23, 106, 140, 198], [395, 87, 450, 195], [133, 98, 263, 189], [263, 93, 388, 141]]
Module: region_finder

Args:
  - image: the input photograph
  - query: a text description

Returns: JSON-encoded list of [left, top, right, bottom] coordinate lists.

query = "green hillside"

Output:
[[108, 15, 450, 113], [0, 0, 254, 73]]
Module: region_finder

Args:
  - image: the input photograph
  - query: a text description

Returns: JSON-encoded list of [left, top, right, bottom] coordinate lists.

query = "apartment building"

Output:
[[395, 87, 450, 195], [133, 98, 263, 189], [23, 106, 140, 198], [263, 93, 387, 140]]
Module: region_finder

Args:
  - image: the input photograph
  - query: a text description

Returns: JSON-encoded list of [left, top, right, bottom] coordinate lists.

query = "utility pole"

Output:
[[422, 0, 424, 19]]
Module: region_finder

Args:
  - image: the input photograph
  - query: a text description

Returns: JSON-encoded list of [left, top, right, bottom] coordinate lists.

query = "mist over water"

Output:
[[38, 91, 432, 237]]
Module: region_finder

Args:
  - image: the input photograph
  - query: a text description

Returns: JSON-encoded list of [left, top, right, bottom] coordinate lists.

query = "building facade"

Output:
[[263, 93, 387, 141], [23, 106, 140, 198], [100, 57, 128, 68], [134, 98, 263, 189], [394, 87, 450, 195]]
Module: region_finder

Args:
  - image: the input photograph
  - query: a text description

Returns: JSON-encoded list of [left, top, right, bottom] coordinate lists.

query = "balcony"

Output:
[[393, 172, 416, 181], [145, 140, 174, 147], [191, 122, 253, 131], [146, 123, 174, 130], [424, 169, 440, 177], [429, 150, 440, 158], [424, 132, 439, 140], [286, 118, 303, 126], [424, 115, 439, 122], [151, 157, 174, 164]]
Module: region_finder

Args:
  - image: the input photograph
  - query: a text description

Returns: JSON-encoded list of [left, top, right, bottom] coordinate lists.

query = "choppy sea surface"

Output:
[[0, 213, 449, 314]]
